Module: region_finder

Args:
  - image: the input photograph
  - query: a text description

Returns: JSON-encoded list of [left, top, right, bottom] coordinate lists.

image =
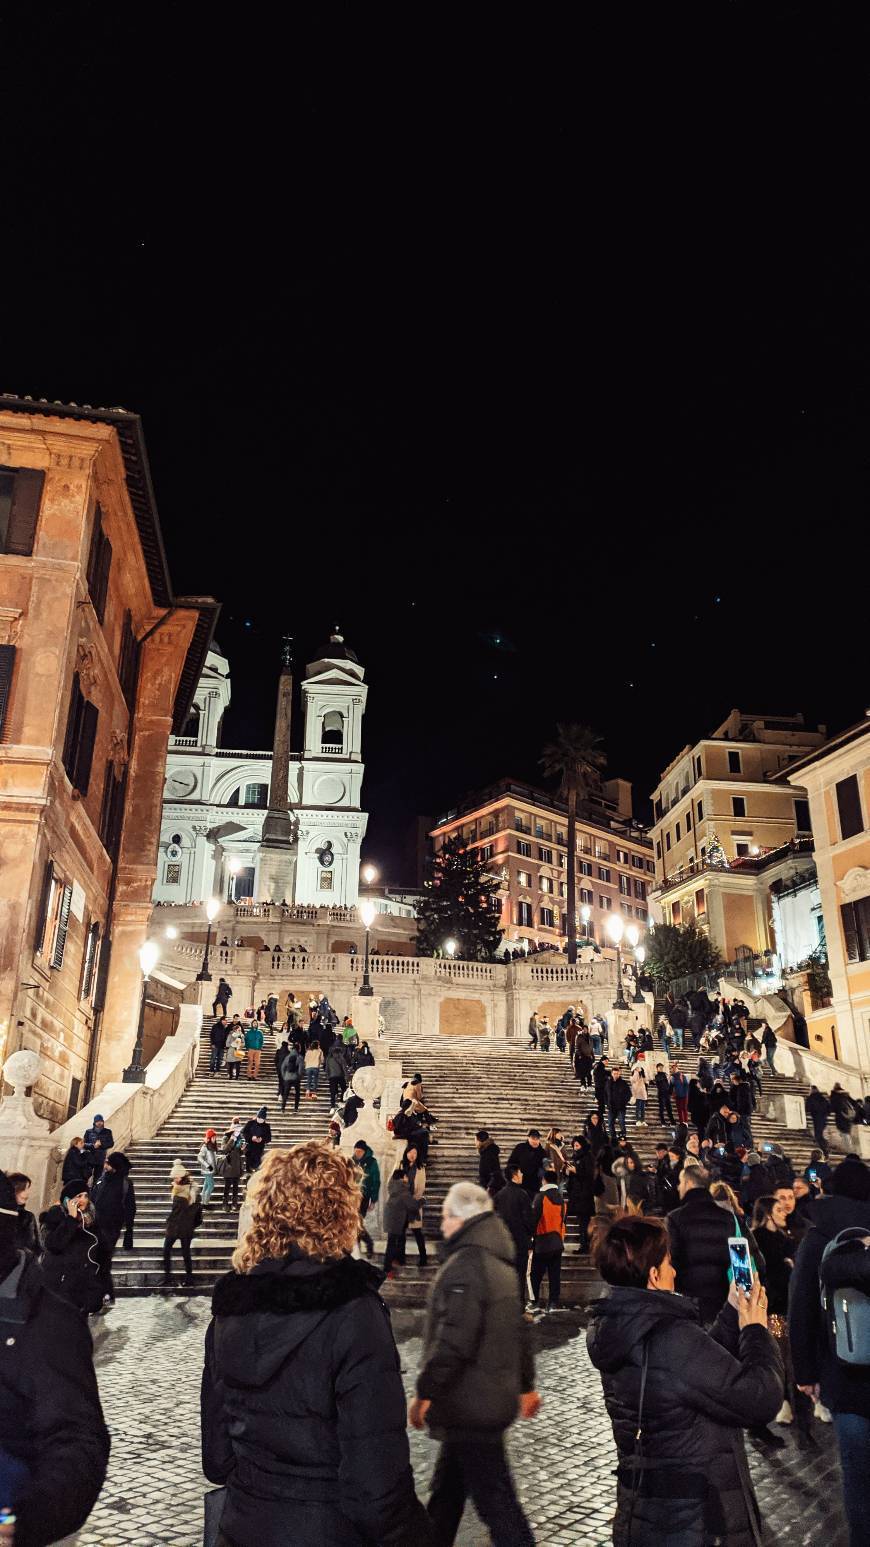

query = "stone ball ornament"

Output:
[[2, 1048, 41, 1094], [351, 1065, 384, 1104]]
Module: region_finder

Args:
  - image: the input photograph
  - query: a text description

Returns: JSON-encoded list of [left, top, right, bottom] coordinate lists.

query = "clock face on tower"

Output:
[[165, 769, 197, 800]]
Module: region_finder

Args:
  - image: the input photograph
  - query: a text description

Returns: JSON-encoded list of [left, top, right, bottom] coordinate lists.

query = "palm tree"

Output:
[[540, 723, 606, 964]]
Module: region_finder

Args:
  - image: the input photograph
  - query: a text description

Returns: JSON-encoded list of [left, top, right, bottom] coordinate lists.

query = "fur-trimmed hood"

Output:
[[211, 1251, 384, 1387]]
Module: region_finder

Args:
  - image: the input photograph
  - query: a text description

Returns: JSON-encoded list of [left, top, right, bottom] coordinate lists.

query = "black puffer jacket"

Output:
[[789, 1193, 870, 1417], [477, 1138, 504, 1194], [667, 1188, 765, 1325], [202, 1250, 434, 1547], [417, 1211, 534, 1436], [0, 1253, 111, 1547], [39, 1206, 111, 1313], [587, 1287, 782, 1546]]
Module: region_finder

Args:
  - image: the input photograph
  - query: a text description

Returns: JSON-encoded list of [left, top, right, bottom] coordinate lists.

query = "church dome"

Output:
[[312, 625, 358, 664]]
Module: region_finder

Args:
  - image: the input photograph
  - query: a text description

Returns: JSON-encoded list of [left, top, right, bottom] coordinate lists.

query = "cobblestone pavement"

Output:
[[79, 1298, 848, 1546]]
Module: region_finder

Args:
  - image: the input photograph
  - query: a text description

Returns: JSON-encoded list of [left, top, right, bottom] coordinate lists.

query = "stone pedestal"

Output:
[[0, 1049, 59, 1206], [770, 1092, 807, 1130], [350, 993, 381, 1045], [257, 846, 296, 907]]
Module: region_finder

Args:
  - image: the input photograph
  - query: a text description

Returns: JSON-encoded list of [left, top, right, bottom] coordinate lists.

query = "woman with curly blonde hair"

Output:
[[201, 1140, 434, 1547]]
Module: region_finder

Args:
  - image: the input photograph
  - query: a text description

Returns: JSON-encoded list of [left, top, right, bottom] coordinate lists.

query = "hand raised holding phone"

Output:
[[729, 1275, 768, 1329]]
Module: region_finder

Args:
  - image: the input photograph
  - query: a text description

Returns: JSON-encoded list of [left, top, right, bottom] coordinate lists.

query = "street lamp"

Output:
[[123, 939, 160, 1083], [607, 914, 628, 1009], [444, 938, 457, 959], [632, 942, 647, 1004], [625, 922, 646, 1003], [164, 925, 178, 940], [226, 855, 242, 903], [580, 904, 591, 941], [359, 899, 376, 996], [196, 897, 221, 982], [361, 862, 378, 887]]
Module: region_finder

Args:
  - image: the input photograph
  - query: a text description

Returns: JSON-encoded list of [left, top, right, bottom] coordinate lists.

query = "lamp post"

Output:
[[226, 855, 242, 903], [164, 925, 178, 940], [359, 899, 376, 996], [444, 938, 457, 960], [196, 897, 221, 982], [580, 904, 591, 943], [607, 914, 628, 1009], [123, 939, 160, 1083], [361, 862, 378, 888], [633, 943, 647, 1004]]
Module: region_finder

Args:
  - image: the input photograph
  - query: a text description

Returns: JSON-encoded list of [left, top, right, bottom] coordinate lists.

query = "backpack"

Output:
[[820, 1228, 870, 1366]]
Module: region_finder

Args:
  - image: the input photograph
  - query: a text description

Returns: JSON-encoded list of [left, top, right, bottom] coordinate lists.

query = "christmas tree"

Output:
[[417, 835, 504, 961], [705, 831, 728, 868]]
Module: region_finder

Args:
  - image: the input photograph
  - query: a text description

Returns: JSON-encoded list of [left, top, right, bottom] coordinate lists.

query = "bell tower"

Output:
[[295, 625, 368, 907]]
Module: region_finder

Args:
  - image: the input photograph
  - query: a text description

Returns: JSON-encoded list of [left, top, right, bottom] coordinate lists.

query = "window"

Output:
[[700, 845, 706, 861], [0, 464, 44, 555], [671, 901, 682, 926], [556, 830, 565, 845], [631, 854, 644, 869], [599, 895, 611, 910], [34, 860, 56, 954], [598, 865, 611, 882], [98, 762, 127, 860], [560, 881, 567, 897], [480, 844, 493, 862], [728, 750, 742, 773], [654, 798, 663, 821], [517, 901, 533, 927], [685, 809, 692, 832], [50, 880, 73, 970], [655, 840, 662, 860], [538, 846, 553, 864], [735, 841, 750, 858], [633, 878, 646, 899], [621, 901, 632, 916], [696, 799, 704, 822], [793, 798, 812, 834], [694, 754, 702, 780], [321, 710, 344, 749], [841, 897, 870, 962], [244, 782, 268, 807], [732, 796, 746, 818], [117, 611, 141, 712], [580, 859, 592, 876], [517, 870, 531, 888], [695, 887, 706, 916], [616, 848, 629, 865], [619, 874, 631, 895], [164, 862, 182, 885], [836, 776, 863, 841], [540, 876, 553, 894], [675, 821, 681, 842], [595, 841, 609, 860], [665, 832, 671, 851], [635, 906, 648, 920], [80, 921, 100, 999], [66, 1077, 83, 1123], [540, 906, 555, 929], [580, 887, 593, 905], [0, 643, 15, 738], [535, 823, 544, 838], [85, 505, 112, 624], [646, 859, 656, 873], [61, 673, 99, 796], [517, 839, 532, 858]]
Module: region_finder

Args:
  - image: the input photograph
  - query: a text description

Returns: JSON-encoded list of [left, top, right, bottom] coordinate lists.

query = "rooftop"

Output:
[[433, 777, 652, 846]]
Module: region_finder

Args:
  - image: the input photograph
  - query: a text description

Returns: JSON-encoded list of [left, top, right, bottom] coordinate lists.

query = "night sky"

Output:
[[5, 7, 867, 881]]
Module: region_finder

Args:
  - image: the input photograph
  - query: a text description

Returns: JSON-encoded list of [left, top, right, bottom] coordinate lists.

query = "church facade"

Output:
[[152, 630, 369, 908]]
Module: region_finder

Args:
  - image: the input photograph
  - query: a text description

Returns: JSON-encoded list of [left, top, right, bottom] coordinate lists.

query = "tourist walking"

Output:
[[565, 1136, 595, 1253], [222, 1122, 244, 1211], [410, 1182, 539, 1545], [198, 1129, 220, 1204], [304, 1040, 323, 1099], [527, 1012, 539, 1049], [202, 1144, 434, 1546], [91, 1151, 136, 1303], [594, 1054, 611, 1116], [630, 1062, 648, 1126], [607, 1067, 630, 1140], [62, 1134, 93, 1195], [325, 1042, 347, 1112], [278, 1041, 303, 1112], [654, 1062, 675, 1125], [402, 1143, 428, 1263], [671, 1063, 690, 1125], [574, 1025, 594, 1086], [212, 975, 232, 1020], [7, 1172, 40, 1257], [529, 1169, 566, 1312], [242, 1107, 272, 1173], [751, 1194, 810, 1431], [495, 1164, 534, 1303], [226, 1022, 246, 1079], [244, 1017, 265, 1079], [352, 1139, 380, 1257], [0, 1170, 110, 1546], [210, 1014, 230, 1073], [476, 1129, 504, 1195], [587, 1212, 782, 1545], [162, 1170, 201, 1285], [83, 1114, 115, 1184], [806, 1085, 831, 1152], [538, 1015, 552, 1051], [382, 1169, 416, 1277], [507, 1129, 545, 1197]]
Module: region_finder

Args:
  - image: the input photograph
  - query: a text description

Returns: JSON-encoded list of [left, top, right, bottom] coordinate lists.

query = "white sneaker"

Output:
[[814, 1401, 833, 1424], [775, 1401, 794, 1425]]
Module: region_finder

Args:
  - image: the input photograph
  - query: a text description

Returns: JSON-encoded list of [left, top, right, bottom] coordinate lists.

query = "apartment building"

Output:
[[0, 397, 218, 1121], [431, 777, 654, 950], [648, 710, 826, 959]]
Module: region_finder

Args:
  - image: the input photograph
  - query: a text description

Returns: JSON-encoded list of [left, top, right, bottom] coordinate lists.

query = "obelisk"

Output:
[[257, 636, 296, 903]]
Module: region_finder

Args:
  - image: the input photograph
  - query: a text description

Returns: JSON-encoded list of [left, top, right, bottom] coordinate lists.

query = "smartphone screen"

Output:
[[728, 1236, 753, 1293], [808, 1168, 817, 1181]]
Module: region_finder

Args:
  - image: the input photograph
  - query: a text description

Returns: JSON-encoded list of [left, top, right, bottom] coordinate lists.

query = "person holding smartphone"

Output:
[[588, 1211, 782, 1545]]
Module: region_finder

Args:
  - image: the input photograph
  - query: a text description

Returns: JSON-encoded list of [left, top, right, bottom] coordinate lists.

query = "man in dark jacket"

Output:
[[83, 1114, 115, 1183], [0, 1170, 110, 1547], [277, 1043, 303, 1112], [212, 975, 232, 1019], [242, 1107, 272, 1172], [494, 1165, 534, 1302], [668, 1167, 765, 1325], [593, 1055, 612, 1116], [410, 1183, 539, 1545], [475, 1131, 504, 1195], [565, 1136, 596, 1253], [92, 1151, 136, 1303], [789, 1155, 870, 1544], [607, 1067, 631, 1140], [806, 1085, 831, 1151], [209, 1014, 230, 1073], [654, 1064, 674, 1125], [506, 1130, 545, 1197]]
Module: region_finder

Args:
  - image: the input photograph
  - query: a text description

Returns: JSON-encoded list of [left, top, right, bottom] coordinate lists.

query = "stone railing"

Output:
[[434, 960, 499, 982]]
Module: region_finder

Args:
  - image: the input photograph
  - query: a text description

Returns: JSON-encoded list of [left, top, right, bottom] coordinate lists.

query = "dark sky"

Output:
[[5, 6, 868, 881]]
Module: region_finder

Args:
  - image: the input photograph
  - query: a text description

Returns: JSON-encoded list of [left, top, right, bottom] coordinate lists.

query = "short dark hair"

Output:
[[528, 1128, 541, 1139], [476, 1130, 490, 1141], [508, 1164, 523, 1180], [592, 1213, 669, 1288], [6, 1172, 30, 1191], [542, 1169, 558, 1184]]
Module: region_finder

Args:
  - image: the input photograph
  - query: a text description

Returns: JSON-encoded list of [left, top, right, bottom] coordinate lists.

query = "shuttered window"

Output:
[[117, 610, 140, 711], [62, 673, 99, 796], [34, 859, 55, 953], [92, 934, 112, 1012], [80, 920, 100, 999], [841, 897, 870, 963], [0, 644, 14, 738], [836, 776, 864, 842], [98, 761, 127, 860], [50, 882, 73, 969], [86, 504, 112, 624], [0, 466, 45, 556]]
